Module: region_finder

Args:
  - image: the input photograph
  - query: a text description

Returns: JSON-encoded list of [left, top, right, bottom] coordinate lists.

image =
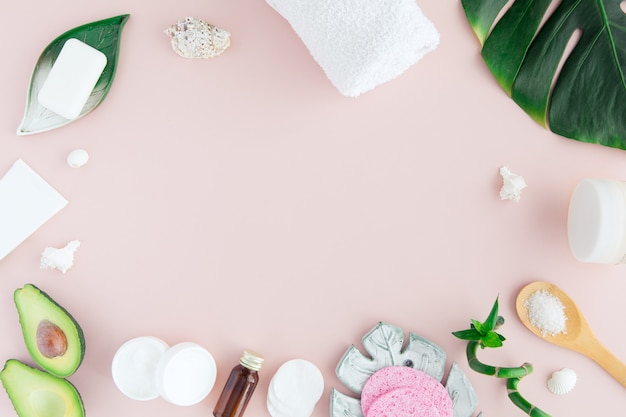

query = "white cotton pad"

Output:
[[156, 342, 217, 406], [267, 394, 313, 417], [37, 38, 107, 120], [0, 159, 68, 261], [267, 359, 324, 417], [111, 337, 170, 400]]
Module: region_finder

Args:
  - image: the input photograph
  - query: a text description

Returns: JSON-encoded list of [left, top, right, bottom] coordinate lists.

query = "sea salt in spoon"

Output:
[[516, 281, 626, 387]]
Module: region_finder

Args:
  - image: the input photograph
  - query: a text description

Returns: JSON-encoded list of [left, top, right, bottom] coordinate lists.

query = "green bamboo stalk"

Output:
[[507, 377, 552, 417], [453, 298, 552, 417], [466, 340, 532, 378]]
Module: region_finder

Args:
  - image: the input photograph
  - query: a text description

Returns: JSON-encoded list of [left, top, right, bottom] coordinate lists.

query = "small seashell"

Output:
[[40, 240, 81, 273], [67, 149, 89, 168], [165, 17, 230, 59], [547, 368, 576, 395], [499, 166, 527, 202]]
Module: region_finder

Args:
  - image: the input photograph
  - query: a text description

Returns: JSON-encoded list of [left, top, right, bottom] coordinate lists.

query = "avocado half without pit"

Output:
[[14, 284, 85, 378], [0, 360, 84, 417]]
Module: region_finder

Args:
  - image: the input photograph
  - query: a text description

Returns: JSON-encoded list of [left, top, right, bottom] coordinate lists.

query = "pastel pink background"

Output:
[[1, 1, 626, 417]]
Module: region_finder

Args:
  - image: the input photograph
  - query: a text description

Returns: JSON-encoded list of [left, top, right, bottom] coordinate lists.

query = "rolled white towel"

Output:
[[265, 0, 440, 97]]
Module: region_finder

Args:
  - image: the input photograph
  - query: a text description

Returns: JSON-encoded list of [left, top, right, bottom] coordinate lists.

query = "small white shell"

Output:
[[165, 17, 230, 59], [67, 149, 89, 168], [499, 166, 527, 202], [547, 368, 576, 395]]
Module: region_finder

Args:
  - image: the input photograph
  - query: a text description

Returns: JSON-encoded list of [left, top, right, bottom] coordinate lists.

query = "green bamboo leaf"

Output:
[[462, 0, 626, 149], [452, 328, 483, 340], [483, 297, 499, 331], [17, 14, 130, 135], [470, 319, 485, 334], [481, 332, 504, 348]]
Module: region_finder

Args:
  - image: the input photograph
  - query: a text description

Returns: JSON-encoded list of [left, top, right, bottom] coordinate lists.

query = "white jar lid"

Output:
[[111, 336, 169, 400], [568, 179, 626, 264], [111, 338, 217, 406], [156, 342, 217, 406]]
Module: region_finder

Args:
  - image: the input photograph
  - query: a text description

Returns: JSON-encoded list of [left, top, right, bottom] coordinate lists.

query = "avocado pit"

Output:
[[36, 320, 68, 359]]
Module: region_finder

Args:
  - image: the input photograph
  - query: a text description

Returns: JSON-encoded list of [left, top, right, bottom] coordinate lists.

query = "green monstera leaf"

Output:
[[17, 14, 130, 135], [462, 0, 626, 150]]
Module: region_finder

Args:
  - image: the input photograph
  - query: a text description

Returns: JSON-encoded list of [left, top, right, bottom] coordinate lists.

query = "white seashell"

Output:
[[40, 240, 81, 273], [165, 17, 230, 59], [547, 368, 576, 395], [499, 166, 527, 202], [67, 149, 89, 168]]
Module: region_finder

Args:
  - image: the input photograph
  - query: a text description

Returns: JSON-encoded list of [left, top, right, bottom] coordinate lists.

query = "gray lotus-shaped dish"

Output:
[[331, 322, 482, 417]]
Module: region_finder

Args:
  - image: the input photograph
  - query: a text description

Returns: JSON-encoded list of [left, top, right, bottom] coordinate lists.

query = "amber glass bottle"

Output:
[[213, 350, 264, 417]]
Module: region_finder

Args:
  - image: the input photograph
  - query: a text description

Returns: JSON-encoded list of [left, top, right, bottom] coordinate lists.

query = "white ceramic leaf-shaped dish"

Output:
[[17, 15, 129, 135], [331, 322, 480, 417]]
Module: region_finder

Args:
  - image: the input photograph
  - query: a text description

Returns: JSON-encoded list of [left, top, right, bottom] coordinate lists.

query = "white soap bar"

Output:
[[37, 38, 107, 120], [0, 159, 68, 261]]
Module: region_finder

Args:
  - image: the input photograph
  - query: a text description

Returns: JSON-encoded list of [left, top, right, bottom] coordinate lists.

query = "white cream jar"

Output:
[[567, 178, 626, 264]]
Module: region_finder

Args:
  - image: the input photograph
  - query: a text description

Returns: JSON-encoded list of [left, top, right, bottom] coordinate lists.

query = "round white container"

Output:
[[112, 337, 217, 406], [567, 178, 626, 264], [111, 336, 169, 400], [156, 342, 217, 406]]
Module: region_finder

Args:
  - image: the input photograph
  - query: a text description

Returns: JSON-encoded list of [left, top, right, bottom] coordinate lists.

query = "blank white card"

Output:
[[0, 159, 68, 260]]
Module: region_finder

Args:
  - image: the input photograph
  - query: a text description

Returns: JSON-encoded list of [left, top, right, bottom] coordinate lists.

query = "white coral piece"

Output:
[[165, 17, 230, 59], [499, 166, 527, 202], [547, 368, 577, 395], [40, 240, 80, 273]]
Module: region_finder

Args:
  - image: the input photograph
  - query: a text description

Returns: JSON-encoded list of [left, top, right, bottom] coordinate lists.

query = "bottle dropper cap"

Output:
[[240, 350, 264, 371]]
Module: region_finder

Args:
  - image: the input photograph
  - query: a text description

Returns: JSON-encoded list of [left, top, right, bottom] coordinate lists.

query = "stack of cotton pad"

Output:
[[361, 366, 452, 417], [267, 359, 324, 417]]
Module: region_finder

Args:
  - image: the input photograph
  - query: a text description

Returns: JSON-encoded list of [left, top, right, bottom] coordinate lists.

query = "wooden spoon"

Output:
[[516, 281, 626, 387]]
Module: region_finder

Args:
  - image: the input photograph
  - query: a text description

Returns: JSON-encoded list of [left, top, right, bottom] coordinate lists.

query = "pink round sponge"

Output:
[[367, 386, 453, 417], [361, 366, 452, 417]]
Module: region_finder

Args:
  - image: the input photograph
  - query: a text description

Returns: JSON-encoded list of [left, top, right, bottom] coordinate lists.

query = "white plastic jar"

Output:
[[567, 178, 626, 264]]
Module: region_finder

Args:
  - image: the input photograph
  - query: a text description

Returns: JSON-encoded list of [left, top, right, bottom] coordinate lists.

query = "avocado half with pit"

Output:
[[0, 359, 84, 417], [14, 284, 85, 378]]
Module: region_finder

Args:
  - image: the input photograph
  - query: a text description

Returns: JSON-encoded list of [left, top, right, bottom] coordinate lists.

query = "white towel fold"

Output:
[[265, 0, 440, 97]]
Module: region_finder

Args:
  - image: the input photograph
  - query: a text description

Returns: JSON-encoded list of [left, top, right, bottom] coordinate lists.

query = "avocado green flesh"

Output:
[[0, 359, 84, 417], [15, 285, 85, 378]]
